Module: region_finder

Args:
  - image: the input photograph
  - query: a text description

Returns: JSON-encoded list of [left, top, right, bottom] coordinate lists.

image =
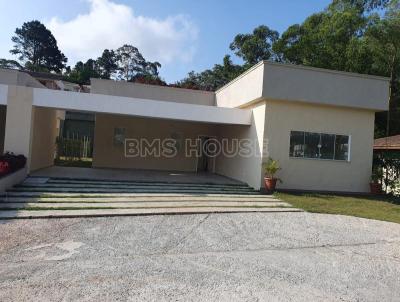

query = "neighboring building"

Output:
[[374, 135, 400, 152], [0, 61, 389, 192]]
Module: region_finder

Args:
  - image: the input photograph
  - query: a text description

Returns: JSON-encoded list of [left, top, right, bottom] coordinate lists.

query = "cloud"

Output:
[[46, 0, 198, 67]]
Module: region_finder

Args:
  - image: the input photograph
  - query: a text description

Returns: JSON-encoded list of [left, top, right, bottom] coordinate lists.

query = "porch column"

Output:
[[3, 85, 34, 170]]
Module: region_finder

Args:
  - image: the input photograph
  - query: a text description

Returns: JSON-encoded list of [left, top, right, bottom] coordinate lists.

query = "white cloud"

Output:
[[46, 0, 198, 67]]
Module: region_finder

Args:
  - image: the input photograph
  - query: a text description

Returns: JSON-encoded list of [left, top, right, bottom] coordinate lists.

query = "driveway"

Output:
[[0, 212, 399, 301]]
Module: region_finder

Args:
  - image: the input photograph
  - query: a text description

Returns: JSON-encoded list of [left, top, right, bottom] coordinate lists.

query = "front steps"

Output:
[[0, 177, 301, 218]]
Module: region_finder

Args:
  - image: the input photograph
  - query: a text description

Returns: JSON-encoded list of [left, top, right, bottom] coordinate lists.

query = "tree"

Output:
[[175, 55, 244, 91], [67, 59, 100, 85], [272, 7, 373, 73], [114, 44, 161, 81], [330, 0, 390, 12], [229, 25, 279, 66], [366, 0, 400, 136], [10, 20, 67, 72], [0, 59, 23, 70], [96, 49, 117, 79]]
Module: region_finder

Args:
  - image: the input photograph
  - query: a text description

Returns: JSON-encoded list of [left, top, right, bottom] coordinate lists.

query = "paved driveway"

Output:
[[0, 212, 399, 301]]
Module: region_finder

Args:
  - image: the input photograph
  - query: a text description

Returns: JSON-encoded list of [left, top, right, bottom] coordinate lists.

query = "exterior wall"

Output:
[[91, 78, 215, 106], [215, 102, 266, 189], [0, 68, 44, 88], [264, 100, 375, 193], [0, 105, 7, 154], [215, 62, 264, 108], [93, 114, 217, 172], [215, 61, 389, 111], [263, 62, 389, 111], [30, 106, 58, 171]]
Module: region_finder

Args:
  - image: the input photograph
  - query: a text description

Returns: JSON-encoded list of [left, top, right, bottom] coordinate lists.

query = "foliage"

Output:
[[263, 158, 281, 179], [373, 151, 400, 193], [230, 25, 279, 65], [67, 59, 101, 85], [0, 59, 23, 70], [276, 192, 400, 224], [97, 49, 118, 79], [365, 1, 400, 136], [175, 55, 244, 91], [10, 20, 67, 72], [114, 44, 161, 81], [272, 7, 373, 73]]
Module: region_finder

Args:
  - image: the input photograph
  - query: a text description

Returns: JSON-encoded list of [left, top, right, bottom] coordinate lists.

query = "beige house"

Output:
[[0, 61, 389, 192]]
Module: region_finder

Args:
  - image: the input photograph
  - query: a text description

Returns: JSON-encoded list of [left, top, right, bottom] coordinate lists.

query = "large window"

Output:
[[289, 131, 350, 161]]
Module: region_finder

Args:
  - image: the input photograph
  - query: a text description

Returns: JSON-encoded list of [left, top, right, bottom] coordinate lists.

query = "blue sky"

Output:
[[0, 0, 331, 82]]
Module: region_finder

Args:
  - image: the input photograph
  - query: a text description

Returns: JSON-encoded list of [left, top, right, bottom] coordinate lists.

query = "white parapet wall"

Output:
[[33, 88, 252, 126]]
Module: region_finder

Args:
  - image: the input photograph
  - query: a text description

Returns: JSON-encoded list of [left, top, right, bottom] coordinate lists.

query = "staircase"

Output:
[[0, 177, 301, 218]]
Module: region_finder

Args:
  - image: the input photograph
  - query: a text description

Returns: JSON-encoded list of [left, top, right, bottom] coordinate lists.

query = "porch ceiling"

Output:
[[33, 88, 252, 125]]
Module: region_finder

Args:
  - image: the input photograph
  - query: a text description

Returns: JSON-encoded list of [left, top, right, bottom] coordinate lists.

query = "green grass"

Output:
[[54, 157, 92, 168], [276, 192, 400, 224]]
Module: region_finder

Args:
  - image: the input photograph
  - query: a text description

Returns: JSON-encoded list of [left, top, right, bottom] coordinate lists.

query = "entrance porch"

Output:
[[30, 166, 244, 185]]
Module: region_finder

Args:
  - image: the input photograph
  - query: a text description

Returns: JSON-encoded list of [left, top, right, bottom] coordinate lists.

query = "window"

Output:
[[113, 127, 126, 146], [304, 132, 320, 159], [335, 135, 349, 160], [289, 131, 304, 157], [320, 134, 335, 159], [290, 131, 350, 161]]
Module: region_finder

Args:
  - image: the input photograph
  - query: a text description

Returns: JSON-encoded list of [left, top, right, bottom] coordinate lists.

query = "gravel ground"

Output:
[[0, 212, 399, 301]]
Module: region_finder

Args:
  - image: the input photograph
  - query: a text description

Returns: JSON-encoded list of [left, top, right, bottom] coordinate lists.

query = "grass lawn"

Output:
[[276, 192, 400, 224]]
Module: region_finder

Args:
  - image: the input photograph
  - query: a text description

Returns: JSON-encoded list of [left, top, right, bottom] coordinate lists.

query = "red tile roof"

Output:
[[374, 135, 400, 150]]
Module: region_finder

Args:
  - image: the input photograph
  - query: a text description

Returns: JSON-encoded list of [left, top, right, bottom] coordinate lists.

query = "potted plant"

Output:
[[370, 167, 383, 194], [263, 158, 281, 192]]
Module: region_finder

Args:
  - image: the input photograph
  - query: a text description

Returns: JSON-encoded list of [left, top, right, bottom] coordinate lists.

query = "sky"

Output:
[[0, 0, 332, 83]]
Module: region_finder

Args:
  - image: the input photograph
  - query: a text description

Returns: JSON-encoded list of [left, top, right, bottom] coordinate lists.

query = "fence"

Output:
[[55, 135, 93, 160], [373, 152, 400, 195]]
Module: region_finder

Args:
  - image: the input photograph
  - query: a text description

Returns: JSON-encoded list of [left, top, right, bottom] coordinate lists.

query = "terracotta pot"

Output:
[[264, 177, 277, 192], [369, 182, 382, 194]]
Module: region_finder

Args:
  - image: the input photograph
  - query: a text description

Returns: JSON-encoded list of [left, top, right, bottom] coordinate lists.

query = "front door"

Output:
[[196, 136, 215, 173]]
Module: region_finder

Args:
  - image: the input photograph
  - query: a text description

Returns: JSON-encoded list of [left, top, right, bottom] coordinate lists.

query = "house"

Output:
[[0, 61, 389, 192]]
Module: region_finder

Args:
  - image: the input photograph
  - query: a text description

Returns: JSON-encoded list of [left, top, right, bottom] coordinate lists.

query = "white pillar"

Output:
[[3, 85, 34, 170]]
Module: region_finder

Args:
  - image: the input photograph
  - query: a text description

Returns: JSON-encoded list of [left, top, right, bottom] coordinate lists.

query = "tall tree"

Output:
[[0, 59, 23, 70], [10, 20, 67, 72], [272, 6, 373, 73], [67, 59, 100, 85], [366, 0, 400, 136], [230, 25, 279, 66], [175, 55, 244, 91], [96, 49, 117, 79], [114, 44, 161, 81]]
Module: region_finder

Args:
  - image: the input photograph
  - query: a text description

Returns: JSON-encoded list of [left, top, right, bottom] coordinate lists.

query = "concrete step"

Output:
[[0, 192, 270, 198], [16, 183, 256, 192], [45, 178, 251, 189], [0, 201, 293, 209], [8, 187, 261, 194], [0, 196, 279, 203], [0, 207, 303, 219]]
